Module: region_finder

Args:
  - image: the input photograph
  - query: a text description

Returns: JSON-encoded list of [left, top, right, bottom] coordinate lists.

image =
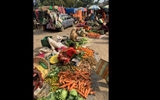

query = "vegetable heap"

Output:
[[78, 56, 97, 73], [37, 88, 84, 100], [44, 65, 60, 92], [87, 32, 101, 38], [57, 68, 96, 98], [65, 38, 88, 49], [76, 47, 94, 58]]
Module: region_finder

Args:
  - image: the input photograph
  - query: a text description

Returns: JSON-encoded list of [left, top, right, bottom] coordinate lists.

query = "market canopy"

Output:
[[89, 5, 100, 10], [104, 5, 109, 8], [79, 7, 87, 12], [65, 8, 79, 14]]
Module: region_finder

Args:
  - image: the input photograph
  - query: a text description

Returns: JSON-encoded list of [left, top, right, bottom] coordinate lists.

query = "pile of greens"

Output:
[[65, 38, 88, 49], [38, 89, 84, 100], [48, 65, 60, 78], [44, 65, 60, 92]]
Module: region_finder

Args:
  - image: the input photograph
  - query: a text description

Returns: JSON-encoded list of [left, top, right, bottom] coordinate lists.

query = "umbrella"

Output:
[[89, 5, 100, 10], [79, 7, 87, 12], [104, 5, 109, 8]]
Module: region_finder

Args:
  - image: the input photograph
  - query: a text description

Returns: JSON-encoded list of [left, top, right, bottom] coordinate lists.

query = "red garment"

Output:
[[38, 53, 45, 58], [102, 12, 106, 21], [65, 47, 77, 57], [58, 47, 77, 64], [58, 52, 70, 64], [58, 7, 63, 14], [57, 47, 67, 52], [62, 7, 65, 14], [35, 9, 39, 22]]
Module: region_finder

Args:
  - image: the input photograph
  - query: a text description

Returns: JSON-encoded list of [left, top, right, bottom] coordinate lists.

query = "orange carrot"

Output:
[[84, 89, 88, 96], [59, 81, 73, 88], [90, 91, 96, 95], [80, 73, 89, 80], [70, 82, 76, 90], [85, 88, 91, 97], [54, 83, 60, 86], [59, 76, 62, 84], [78, 81, 81, 90], [75, 89, 86, 98]]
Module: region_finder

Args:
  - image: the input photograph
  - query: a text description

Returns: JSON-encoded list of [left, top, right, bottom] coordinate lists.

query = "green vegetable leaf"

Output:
[[67, 95, 75, 100], [70, 89, 78, 97], [60, 89, 68, 100], [77, 97, 84, 100]]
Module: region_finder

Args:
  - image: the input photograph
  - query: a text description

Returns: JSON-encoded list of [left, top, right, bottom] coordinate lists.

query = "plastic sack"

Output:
[[39, 47, 53, 54], [48, 37, 67, 50], [57, 35, 63, 42], [48, 37, 60, 48], [41, 36, 52, 48], [49, 54, 59, 64]]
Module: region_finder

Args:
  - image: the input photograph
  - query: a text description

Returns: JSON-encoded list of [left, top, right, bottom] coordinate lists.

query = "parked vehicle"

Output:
[[59, 14, 75, 28]]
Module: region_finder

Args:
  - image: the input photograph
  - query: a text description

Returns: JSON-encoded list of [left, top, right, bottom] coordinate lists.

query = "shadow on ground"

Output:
[[93, 42, 109, 44], [86, 71, 109, 100], [100, 37, 109, 40], [33, 29, 60, 35]]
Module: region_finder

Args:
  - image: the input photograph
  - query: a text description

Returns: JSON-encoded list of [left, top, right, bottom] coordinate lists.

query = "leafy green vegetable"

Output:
[[60, 89, 68, 100], [56, 89, 63, 94], [77, 97, 84, 100], [50, 92, 56, 100], [47, 66, 60, 78], [54, 67, 60, 73], [66, 95, 75, 100], [70, 89, 78, 97], [51, 65, 57, 69]]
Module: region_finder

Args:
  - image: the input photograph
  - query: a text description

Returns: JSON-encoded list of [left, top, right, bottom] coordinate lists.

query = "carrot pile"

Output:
[[87, 32, 101, 38], [77, 47, 94, 58], [57, 68, 96, 98]]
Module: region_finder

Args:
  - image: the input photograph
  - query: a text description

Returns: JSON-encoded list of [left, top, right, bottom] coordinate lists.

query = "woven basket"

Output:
[[33, 56, 50, 79]]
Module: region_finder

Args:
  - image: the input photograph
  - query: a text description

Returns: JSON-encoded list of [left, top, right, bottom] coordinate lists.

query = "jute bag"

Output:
[[95, 59, 109, 82]]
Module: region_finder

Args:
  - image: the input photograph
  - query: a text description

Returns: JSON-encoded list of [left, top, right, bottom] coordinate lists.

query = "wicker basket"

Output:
[[33, 56, 50, 79]]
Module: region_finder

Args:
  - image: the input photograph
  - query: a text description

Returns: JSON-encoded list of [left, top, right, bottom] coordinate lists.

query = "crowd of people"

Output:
[[33, 6, 109, 35]]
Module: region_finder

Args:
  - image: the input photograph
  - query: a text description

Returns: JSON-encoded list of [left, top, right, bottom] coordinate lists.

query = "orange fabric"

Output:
[[102, 12, 106, 19], [83, 25, 90, 31], [73, 10, 82, 20]]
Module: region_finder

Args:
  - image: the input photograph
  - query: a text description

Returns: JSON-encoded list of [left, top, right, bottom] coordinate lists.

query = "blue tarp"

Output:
[[65, 8, 79, 14]]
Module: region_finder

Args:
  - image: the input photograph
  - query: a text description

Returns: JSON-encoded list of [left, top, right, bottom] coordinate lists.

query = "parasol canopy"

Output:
[[89, 5, 100, 10], [104, 5, 109, 8], [79, 7, 87, 11]]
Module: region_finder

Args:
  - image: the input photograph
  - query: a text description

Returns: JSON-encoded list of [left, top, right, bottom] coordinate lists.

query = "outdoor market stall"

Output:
[[33, 29, 109, 100]]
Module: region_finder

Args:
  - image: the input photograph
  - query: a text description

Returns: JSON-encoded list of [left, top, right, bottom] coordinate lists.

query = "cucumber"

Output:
[[39, 62, 48, 69]]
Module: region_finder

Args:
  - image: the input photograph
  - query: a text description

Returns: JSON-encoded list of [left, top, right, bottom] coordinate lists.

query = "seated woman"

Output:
[[99, 23, 109, 34]]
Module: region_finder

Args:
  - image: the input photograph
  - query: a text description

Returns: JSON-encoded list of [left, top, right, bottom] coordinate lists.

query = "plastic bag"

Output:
[[48, 37, 67, 50], [56, 35, 63, 42], [39, 47, 53, 54], [48, 37, 60, 48]]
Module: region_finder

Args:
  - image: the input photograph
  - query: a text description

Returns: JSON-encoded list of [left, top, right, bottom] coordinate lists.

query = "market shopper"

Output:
[[99, 23, 109, 34]]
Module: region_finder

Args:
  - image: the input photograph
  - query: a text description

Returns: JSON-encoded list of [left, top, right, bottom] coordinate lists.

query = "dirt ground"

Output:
[[33, 26, 109, 100]]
